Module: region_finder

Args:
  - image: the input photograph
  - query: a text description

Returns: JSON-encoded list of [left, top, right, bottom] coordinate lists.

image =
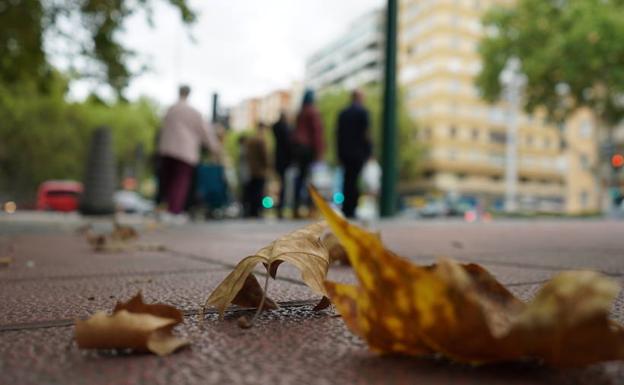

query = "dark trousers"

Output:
[[245, 177, 265, 218], [276, 167, 287, 217], [342, 160, 365, 218], [294, 145, 314, 216], [159, 155, 194, 214]]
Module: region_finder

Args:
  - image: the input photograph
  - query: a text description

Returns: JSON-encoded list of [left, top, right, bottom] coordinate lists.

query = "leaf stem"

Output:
[[239, 272, 271, 329], [252, 273, 271, 322]]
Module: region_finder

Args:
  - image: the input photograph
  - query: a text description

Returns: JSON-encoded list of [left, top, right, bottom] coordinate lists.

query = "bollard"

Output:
[[80, 126, 116, 215]]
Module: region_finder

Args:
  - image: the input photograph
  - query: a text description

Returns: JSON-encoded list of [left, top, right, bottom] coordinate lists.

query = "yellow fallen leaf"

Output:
[[205, 222, 331, 317], [311, 187, 624, 367], [75, 293, 188, 356]]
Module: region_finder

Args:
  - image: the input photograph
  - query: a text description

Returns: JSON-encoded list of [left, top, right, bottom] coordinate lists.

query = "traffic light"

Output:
[[611, 154, 624, 169]]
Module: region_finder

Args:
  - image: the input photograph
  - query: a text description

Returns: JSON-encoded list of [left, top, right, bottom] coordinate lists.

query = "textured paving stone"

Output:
[[0, 235, 215, 281], [1, 307, 623, 385], [2, 218, 624, 385], [380, 220, 624, 275], [0, 269, 316, 326]]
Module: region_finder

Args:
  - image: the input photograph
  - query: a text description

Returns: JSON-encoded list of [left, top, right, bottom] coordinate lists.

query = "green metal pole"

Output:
[[380, 0, 398, 217]]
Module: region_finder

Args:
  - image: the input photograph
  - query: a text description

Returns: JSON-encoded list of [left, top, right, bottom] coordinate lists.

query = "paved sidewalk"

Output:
[[1, 216, 623, 385]]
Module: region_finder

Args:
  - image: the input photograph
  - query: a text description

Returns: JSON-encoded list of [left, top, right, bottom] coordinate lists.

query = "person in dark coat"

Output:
[[272, 111, 292, 218], [292, 89, 325, 218], [337, 89, 372, 218], [245, 122, 269, 218]]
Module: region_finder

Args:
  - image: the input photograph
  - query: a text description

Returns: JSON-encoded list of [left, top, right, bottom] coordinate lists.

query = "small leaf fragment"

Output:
[[75, 293, 188, 356]]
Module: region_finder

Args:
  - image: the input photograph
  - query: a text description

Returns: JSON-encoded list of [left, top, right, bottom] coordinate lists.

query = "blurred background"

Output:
[[2, 0, 624, 221]]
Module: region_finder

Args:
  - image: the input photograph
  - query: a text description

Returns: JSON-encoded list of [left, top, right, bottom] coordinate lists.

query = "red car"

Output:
[[36, 180, 83, 212]]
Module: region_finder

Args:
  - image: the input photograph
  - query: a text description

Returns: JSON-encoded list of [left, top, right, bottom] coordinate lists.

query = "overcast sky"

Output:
[[79, 0, 383, 110]]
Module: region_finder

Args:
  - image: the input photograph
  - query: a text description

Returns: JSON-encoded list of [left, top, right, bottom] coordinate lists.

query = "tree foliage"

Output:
[[0, 0, 196, 96], [477, 0, 624, 127], [0, 73, 159, 201], [316, 84, 422, 181]]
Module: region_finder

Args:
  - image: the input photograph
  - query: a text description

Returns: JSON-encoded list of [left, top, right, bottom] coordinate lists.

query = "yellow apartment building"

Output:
[[398, 0, 600, 213]]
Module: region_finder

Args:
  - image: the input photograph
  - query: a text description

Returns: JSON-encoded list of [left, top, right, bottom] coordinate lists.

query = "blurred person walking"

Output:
[[237, 135, 250, 215], [292, 89, 325, 218], [158, 85, 219, 216], [244, 122, 269, 218], [272, 111, 292, 218], [337, 89, 372, 218]]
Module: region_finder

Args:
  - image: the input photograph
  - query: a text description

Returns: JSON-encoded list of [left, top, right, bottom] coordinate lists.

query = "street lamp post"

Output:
[[380, 0, 398, 217], [500, 58, 527, 213]]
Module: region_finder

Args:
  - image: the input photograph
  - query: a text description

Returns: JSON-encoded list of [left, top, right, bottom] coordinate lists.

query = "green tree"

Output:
[[0, 0, 196, 96], [477, 0, 624, 128], [0, 72, 160, 201], [316, 84, 422, 182]]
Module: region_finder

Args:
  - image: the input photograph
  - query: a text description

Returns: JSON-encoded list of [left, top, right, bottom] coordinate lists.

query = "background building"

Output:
[[229, 98, 259, 132], [257, 90, 291, 126], [305, 9, 385, 92], [398, 0, 600, 214], [229, 83, 301, 131]]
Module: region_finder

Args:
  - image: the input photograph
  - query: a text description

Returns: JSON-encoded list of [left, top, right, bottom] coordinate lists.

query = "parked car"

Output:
[[113, 190, 154, 214], [36, 180, 83, 212]]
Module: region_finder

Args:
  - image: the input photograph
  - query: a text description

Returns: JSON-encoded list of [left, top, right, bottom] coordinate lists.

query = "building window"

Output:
[[421, 127, 431, 140], [580, 119, 593, 138], [544, 137, 551, 149], [525, 135, 533, 147], [489, 131, 507, 144], [489, 152, 505, 166], [580, 153, 591, 171], [471, 128, 479, 140], [449, 126, 458, 138], [580, 190, 589, 208]]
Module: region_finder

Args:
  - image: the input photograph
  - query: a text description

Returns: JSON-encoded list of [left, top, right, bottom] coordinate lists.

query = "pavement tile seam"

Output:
[[0, 299, 321, 333], [417, 254, 624, 277], [0, 266, 225, 284]]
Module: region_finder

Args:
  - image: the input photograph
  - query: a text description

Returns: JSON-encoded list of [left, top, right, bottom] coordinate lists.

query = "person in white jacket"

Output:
[[158, 85, 219, 214]]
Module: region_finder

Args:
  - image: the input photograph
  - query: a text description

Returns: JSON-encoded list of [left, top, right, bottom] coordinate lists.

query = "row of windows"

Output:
[[405, 35, 479, 58], [409, 103, 595, 136], [421, 171, 564, 186], [422, 126, 557, 149], [405, 78, 482, 100], [428, 147, 563, 170], [403, 0, 487, 24], [400, 58, 482, 83]]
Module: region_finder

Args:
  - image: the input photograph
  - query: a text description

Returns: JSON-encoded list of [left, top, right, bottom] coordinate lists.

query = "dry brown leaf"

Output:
[[85, 221, 138, 251], [75, 293, 188, 356], [323, 232, 350, 266], [0, 256, 13, 268], [111, 221, 139, 241], [311, 187, 624, 367], [205, 222, 331, 317]]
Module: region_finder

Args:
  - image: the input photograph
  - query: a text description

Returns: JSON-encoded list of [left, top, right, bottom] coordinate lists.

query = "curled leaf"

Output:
[[75, 293, 188, 356], [311, 187, 624, 367], [205, 222, 331, 317]]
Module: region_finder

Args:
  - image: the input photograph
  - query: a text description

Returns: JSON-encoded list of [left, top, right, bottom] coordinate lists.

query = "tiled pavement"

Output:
[[1, 216, 623, 385]]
